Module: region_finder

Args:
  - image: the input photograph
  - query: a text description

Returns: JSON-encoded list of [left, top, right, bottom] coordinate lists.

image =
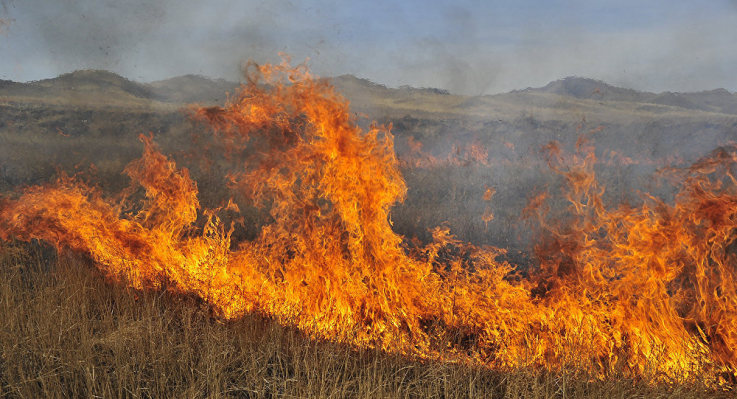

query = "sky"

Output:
[[0, 0, 736, 95]]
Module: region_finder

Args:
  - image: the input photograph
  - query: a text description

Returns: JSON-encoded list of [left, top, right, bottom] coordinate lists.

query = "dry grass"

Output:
[[0, 242, 730, 398]]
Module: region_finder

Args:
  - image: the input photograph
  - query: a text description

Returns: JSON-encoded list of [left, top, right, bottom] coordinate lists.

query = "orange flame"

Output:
[[1, 59, 736, 384], [399, 139, 491, 168]]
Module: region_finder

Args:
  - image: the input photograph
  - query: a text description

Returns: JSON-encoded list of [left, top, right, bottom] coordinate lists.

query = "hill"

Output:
[[524, 76, 649, 102], [520, 76, 737, 115], [148, 74, 239, 105], [2, 70, 736, 117], [0, 70, 236, 109]]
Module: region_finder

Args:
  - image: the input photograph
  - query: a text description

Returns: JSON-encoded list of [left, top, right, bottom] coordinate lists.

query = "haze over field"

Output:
[[1, 69, 735, 251]]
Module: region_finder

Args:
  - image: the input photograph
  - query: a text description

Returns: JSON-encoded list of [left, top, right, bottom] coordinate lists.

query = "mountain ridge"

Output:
[[516, 76, 737, 114], [1, 70, 736, 115]]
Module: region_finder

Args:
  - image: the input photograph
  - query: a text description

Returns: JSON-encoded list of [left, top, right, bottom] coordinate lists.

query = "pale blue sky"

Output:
[[0, 0, 735, 94]]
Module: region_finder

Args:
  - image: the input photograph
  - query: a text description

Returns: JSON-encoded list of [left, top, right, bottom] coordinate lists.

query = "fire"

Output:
[[482, 186, 495, 230], [1, 58, 737, 384], [399, 139, 491, 168]]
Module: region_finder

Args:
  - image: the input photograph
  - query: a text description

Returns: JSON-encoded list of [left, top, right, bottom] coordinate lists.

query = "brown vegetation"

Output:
[[0, 242, 729, 398]]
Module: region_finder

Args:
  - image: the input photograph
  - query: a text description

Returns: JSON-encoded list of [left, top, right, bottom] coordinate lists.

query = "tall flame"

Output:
[[1, 59, 736, 384]]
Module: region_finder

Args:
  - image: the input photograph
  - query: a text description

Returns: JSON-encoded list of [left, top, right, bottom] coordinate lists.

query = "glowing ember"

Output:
[[1, 59, 736, 384]]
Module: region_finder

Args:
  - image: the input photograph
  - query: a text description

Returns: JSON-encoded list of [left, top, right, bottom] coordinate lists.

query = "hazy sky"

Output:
[[0, 0, 735, 95]]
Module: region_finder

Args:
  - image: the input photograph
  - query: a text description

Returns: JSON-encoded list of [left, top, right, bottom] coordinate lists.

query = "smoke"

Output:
[[0, 0, 735, 94], [388, 5, 503, 96], [0, 0, 346, 82], [385, 2, 737, 94], [0, 0, 167, 80], [0, 1, 13, 35]]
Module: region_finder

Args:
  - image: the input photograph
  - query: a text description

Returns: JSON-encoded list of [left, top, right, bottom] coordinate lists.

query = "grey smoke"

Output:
[[0, 0, 735, 94]]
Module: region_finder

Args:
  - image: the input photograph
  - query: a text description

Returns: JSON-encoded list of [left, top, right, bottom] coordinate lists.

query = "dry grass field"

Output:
[[0, 242, 730, 398]]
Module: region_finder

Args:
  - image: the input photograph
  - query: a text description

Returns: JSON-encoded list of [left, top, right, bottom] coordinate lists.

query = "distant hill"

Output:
[[331, 74, 390, 94], [43, 70, 156, 99], [525, 77, 649, 102], [149, 75, 239, 105], [0, 70, 161, 108], [0, 70, 238, 108], [521, 76, 737, 115], [1, 70, 736, 117]]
